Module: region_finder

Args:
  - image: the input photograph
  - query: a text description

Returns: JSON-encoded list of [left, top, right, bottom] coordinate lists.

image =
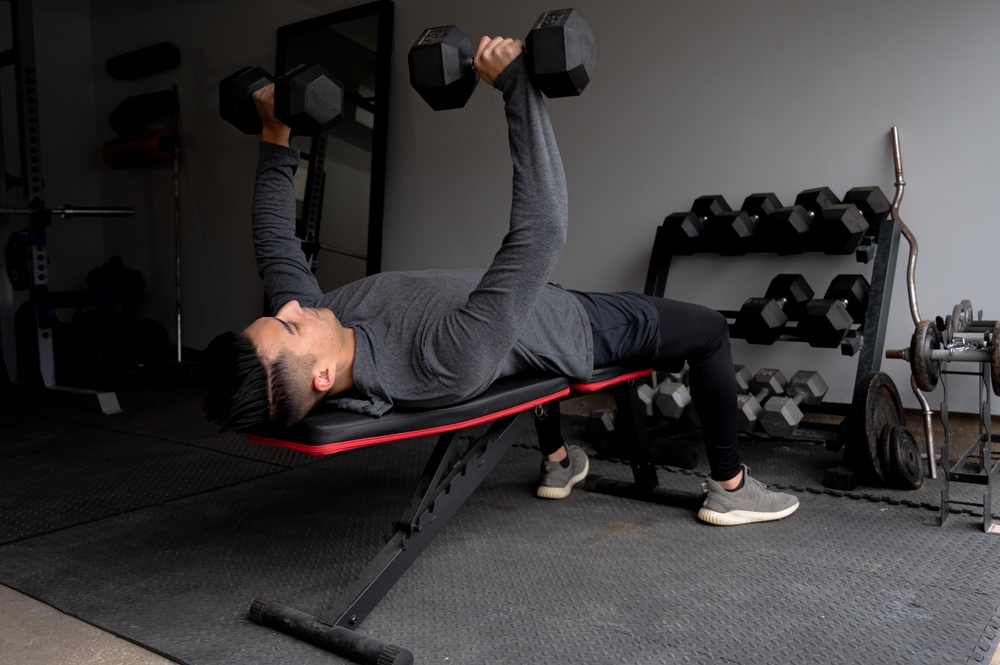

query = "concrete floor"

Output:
[[0, 584, 173, 665], [2, 407, 999, 665]]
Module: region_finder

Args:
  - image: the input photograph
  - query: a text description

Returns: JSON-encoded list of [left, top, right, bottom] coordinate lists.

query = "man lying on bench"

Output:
[[203, 36, 797, 526]]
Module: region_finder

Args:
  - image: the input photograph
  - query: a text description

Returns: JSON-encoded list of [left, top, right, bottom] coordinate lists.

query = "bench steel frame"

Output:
[[245, 368, 705, 663]]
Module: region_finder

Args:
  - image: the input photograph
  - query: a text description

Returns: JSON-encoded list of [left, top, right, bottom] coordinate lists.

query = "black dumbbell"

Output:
[[795, 187, 870, 255], [660, 195, 731, 255], [708, 192, 795, 256], [219, 64, 344, 135], [798, 274, 870, 348], [757, 187, 868, 255], [408, 8, 595, 111], [705, 193, 779, 256], [843, 186, 892, 232], [735, 274, 814, 345]]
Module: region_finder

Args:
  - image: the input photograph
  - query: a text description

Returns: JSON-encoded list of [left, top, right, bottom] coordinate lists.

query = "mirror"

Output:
[[277, 0, 393, 290]]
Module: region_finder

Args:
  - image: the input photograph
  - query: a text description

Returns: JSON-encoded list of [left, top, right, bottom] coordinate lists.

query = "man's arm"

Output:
[[250, 84, 323, 314], [423, 39, 570, 393]]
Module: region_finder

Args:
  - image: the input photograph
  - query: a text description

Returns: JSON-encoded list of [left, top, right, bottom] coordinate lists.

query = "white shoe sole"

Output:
[[697, 500, 799, 526], [536, 456, 590, 500]]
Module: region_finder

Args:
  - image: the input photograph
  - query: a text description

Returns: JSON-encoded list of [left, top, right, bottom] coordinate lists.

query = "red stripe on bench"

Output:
[[569, 368, 653, 393], [246, 387, 572, 456]]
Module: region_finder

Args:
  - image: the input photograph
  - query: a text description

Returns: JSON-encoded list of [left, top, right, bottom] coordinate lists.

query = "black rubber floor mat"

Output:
[[1, 427, 999, 665], [0, 412, 291, 545], [4, 383, 315, 468]]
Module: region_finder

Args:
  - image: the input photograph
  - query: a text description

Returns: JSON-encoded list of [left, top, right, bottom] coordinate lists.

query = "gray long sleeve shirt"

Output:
[[251, 56, 593, 417]]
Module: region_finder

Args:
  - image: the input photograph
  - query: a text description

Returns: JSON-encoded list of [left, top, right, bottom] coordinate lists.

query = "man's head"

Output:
[[203, 300, 353, 430]]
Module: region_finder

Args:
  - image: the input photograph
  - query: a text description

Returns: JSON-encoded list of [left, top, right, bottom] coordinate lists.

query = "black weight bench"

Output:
[[244, 366, 698, 664]]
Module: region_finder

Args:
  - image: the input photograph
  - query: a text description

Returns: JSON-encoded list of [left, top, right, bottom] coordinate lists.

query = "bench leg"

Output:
[[583, 380, 705, 508], [249, 410, 535, 663]]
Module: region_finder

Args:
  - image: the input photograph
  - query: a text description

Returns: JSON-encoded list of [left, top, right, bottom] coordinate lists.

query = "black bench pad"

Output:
[[246, 367, 653, 456], [247, 375, 570, 455]]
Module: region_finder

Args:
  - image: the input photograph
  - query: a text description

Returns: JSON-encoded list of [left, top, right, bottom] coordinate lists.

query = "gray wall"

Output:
[[71, 0, 1000, 413], [382, 0, 1000, 414]]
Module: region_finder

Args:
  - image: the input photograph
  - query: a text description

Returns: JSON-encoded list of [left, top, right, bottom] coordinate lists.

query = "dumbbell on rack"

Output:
[[760, 370, 829, 438], [734, 274, 814, 345], [798, 274, 870, 348], [219, 65, 344, 135], [408, 8, 595, 111], [660, 195, 730, 255], [736, 368, 787, 433]]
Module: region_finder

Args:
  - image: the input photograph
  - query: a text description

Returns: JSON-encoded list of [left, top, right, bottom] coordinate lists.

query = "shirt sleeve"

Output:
[[251, 141, 324, 314], [422, 54, 570, 395]]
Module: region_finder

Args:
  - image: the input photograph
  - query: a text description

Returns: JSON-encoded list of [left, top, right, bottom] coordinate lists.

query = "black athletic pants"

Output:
[[534, 291, 741, 481]]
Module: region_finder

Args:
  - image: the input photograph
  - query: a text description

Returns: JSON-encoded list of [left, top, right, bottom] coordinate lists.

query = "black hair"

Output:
[[203, 330, 319, 431], [203, 331, 269, 431]]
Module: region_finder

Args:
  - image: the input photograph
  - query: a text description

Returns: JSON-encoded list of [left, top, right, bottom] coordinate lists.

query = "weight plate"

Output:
[[910, 319, 941, 392], [887, 425, 923, 490], [878, 421, 896, 488], [992, 321, 1000, 397], [849, 371, 905, 484], [950, 300, 974, 340]]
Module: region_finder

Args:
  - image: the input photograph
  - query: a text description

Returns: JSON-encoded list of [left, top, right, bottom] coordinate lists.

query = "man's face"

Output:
[[244, 300, 340, 366]]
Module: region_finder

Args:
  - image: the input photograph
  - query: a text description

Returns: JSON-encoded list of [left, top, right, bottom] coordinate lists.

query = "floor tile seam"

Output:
[[25, 411, 310, 469], [969, 602, 1000, 665]]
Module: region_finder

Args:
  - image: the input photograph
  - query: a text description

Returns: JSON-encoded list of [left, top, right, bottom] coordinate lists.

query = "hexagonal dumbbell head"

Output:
[[765, 274, 813, 320], [275, 63, 344, 135], [824, 274, 870, 321], [819, 204, 869, 255], [762, 205, 814, 255], [220, 67, 274, 134], [691, 195, 731, 221], [736, 393, 763, 433], [737, 368, 787, 432], [741, 192, 782, 222], [708, 210, 757, 256], [761, 370, 828, 438], [736, 274, 813, 345], [525, 8, 596, 98], [798, 299, 853, 348], [654, 381, 691, 420], [787, 370, 829, 405], [843, 186, 891, 229], [751, 368, 787, 399], [636, 383, 656, 418], [734, 365, 753, 394], [408, 25, 478, 110], [794, 186, 841, 214], [661, 212, 704, 255]]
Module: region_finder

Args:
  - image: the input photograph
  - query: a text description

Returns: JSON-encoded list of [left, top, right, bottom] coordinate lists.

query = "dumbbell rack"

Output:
[[643, 197, 904, 490]]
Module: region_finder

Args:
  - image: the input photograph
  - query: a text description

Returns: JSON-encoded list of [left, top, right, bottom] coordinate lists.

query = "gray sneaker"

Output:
[[537, 445, 590, 499], [698, 465, 799, 525]]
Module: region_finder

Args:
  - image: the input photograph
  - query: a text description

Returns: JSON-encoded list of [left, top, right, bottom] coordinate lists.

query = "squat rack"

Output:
[[0, 0, 132, 412]]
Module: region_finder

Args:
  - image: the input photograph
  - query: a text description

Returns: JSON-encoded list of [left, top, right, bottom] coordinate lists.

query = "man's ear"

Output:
[[313, 363, 336, 393]]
